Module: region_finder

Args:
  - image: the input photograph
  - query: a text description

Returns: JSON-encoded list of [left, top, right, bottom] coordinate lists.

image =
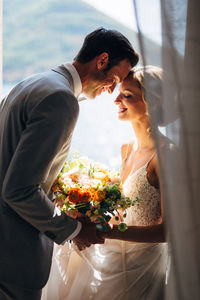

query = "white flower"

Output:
[[61, 175, 72, 185], [79, 156, 89, 166], [93, 171, 106, 179], [91, 179, 103, 188], [79, 175, 91, 187], [93, 162, 108, 171], [67, 166, 82, 176]]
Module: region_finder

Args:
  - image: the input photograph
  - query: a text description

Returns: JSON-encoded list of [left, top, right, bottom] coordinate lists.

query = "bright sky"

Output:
[[83, 0, 161, 44]]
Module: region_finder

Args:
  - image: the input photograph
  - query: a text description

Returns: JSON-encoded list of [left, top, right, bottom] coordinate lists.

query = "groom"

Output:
[[0, 27, 139, 299]]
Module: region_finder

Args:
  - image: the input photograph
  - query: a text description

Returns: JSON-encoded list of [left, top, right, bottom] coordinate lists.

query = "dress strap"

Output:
[[146, 151, 157, 168]]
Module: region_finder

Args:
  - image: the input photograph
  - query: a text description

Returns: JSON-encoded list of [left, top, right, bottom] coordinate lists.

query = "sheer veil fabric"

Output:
[[41, 243, 82, 300], [132, 0, 200, 299]]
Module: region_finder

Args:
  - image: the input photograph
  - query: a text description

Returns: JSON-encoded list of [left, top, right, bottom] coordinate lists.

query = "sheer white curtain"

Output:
[[0, 0, 2, 97], [132, 0, 200, 299]]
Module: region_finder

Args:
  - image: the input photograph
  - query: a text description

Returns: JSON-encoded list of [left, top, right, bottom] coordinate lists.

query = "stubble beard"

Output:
[[90, 70, 108, 99]]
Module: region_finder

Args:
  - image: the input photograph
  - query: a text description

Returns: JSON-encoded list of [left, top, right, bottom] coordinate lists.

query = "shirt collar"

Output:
[[63, 62, 82, 98]]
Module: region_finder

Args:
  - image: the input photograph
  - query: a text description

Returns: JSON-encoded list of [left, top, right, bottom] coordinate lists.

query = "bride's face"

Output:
[[114, 76, 147, 121]]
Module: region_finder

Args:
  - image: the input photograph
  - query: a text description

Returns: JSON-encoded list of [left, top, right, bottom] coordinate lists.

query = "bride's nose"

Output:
[[114, 94, 122, 105]]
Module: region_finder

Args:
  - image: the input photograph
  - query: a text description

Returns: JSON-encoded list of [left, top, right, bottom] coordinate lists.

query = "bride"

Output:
[[42, 66, 168, 300]]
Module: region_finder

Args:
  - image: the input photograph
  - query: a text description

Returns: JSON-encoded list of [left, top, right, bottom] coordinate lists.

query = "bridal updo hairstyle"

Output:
[[129, 66, 165, 126], [74, 27, 139, 72]]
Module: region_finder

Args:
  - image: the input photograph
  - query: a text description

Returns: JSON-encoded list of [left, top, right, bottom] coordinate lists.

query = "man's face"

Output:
[[84, 59, 132, 99]]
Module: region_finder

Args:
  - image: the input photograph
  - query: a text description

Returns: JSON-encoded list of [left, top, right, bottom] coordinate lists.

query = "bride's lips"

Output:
[[118, 106, 128, 114]]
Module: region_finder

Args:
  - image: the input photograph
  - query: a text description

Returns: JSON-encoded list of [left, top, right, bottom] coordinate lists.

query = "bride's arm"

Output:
[[102, 154, 166, 243], [102, 222, 165, 243]]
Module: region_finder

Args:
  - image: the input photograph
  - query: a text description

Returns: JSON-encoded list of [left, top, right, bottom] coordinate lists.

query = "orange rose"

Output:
[[89, 188, 96, 196], [102, 175, 111, 183], [68, 188, 81, 204], [80, 191, 92, 203], [93, 190, 106, 202]]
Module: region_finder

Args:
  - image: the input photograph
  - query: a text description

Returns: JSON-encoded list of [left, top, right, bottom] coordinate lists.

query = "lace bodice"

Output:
[[123, 163, 161, 226]]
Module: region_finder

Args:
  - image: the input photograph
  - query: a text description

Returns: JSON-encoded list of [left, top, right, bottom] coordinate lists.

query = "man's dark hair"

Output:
[[74, 27, 139, 71]]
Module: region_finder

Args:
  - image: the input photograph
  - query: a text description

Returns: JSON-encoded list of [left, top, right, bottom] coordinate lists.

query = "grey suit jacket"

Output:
[[0, 65, 80, 289]]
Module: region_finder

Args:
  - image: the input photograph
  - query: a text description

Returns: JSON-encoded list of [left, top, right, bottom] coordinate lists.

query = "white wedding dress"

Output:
[[42, 161, 168, 300]]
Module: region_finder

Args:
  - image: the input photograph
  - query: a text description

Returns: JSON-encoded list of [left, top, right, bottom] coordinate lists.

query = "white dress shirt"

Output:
[[64, 63, 86, 102]]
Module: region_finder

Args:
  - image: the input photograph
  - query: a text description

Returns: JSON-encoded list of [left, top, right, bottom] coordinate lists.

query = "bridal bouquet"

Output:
[[52, 152, 139, 232]]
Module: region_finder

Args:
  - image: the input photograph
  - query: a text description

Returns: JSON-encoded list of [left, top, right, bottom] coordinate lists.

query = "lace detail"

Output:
[[123, 163, 161, 226]]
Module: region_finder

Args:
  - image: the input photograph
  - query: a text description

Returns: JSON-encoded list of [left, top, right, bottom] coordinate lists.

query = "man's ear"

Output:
[[96, 52, 109, 70]]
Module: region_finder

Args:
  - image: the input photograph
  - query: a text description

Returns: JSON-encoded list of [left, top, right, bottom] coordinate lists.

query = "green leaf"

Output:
[[118, 223, 128, 232]]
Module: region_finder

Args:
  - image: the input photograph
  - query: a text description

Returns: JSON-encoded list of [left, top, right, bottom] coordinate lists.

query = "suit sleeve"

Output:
[[2, 92, 79, 244]]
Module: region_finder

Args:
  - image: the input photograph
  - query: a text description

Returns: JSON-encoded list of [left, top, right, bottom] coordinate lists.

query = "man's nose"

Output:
[[108, 82, 117, 94]]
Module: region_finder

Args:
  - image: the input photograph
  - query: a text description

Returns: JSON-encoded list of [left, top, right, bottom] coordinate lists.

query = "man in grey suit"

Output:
[[0, 28, 139, 299]]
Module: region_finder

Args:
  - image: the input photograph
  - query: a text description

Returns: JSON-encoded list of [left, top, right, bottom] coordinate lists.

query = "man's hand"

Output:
[[73, 221, 104, 251]]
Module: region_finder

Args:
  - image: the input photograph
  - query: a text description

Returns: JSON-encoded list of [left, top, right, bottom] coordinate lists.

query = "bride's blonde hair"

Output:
[[128, 65, 164, 126]]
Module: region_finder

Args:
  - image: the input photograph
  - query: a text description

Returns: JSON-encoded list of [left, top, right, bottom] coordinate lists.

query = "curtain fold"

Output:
[[0, 0, 2, 98], [132, 0, 200, 299]]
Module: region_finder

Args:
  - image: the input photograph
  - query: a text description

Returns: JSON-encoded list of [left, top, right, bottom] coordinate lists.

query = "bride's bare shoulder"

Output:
[[121, 140, 135, 160]]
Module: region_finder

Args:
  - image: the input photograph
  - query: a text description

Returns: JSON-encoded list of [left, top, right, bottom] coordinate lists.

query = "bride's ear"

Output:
[[96, 52, 109, 70]]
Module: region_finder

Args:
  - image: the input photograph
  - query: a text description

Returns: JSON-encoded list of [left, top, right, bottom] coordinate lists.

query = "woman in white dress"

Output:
[[42, 66, 168, 300]]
